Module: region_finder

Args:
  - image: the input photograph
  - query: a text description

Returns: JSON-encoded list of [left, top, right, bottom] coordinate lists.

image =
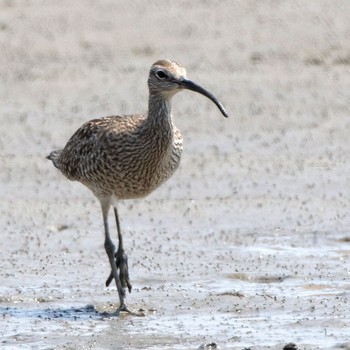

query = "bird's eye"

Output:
[[156, 71, 168, 79]]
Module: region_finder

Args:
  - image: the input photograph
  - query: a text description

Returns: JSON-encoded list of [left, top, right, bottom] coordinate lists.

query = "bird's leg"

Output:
[[102, 202, 143, 316], [114, 207, 132, 293], [101, 201, 125, 307], [105, 207, 132, 293]]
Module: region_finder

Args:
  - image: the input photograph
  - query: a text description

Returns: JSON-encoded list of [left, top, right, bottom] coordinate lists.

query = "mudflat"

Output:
[[1, 1, 350, 349]]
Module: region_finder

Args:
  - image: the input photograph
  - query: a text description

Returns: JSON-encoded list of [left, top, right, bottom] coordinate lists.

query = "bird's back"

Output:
[[48, 114, 183, 199]]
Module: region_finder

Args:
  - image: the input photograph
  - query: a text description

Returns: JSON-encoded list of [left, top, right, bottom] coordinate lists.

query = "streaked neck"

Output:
[[148, 94, 173, 126]]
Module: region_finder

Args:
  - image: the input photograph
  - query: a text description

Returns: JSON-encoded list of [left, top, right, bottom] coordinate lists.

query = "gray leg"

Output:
[[105, 207, 132, 294], [101, 200, 144, 316], [101, 200, 126, 310]]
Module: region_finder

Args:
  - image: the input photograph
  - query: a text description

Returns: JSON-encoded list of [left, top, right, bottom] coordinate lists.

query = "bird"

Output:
[[47, 59, 228, 316]]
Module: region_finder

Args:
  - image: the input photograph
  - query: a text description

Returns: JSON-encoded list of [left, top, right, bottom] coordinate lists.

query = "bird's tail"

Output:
[[46, 150, 62, 169]]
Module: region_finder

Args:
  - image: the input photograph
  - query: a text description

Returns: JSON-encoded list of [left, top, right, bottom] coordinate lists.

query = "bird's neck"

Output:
[[147, 93, 174, 132]]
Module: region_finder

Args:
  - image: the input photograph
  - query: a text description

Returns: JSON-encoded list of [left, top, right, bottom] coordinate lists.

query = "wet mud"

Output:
[[1, 1, 350, 349]]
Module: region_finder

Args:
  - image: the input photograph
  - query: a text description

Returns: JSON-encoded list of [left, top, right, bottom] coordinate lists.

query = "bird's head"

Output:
[[148, 60, 228, 118]]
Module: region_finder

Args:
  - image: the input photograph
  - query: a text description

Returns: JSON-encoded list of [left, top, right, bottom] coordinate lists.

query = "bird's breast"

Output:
[[116, 127, 183, 199]]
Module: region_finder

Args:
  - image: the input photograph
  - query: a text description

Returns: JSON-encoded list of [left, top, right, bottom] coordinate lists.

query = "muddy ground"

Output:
[[1, 1, 350, 349]]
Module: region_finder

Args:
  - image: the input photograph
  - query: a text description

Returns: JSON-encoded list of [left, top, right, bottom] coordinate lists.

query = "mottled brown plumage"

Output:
[[47, 60, 228, 315], [49, 113, 182, 199]]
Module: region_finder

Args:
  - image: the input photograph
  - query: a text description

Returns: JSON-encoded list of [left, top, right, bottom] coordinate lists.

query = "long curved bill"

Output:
[[178, 77, 228, 118]]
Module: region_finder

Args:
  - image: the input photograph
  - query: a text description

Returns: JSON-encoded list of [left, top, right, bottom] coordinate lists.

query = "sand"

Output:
[[1, 1, 350, 349]]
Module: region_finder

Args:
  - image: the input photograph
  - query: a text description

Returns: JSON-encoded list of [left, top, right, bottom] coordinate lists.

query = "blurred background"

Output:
[[0, 1, 350, 349]]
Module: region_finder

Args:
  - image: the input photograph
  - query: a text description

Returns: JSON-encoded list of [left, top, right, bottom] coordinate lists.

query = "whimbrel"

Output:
[[47, 60, 228, 315]]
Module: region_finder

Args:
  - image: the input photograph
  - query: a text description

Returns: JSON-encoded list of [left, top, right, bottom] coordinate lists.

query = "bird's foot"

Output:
[[101, 304, 147, 318], [117, 303, 147, 317], [105, 271, 114, 287]]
